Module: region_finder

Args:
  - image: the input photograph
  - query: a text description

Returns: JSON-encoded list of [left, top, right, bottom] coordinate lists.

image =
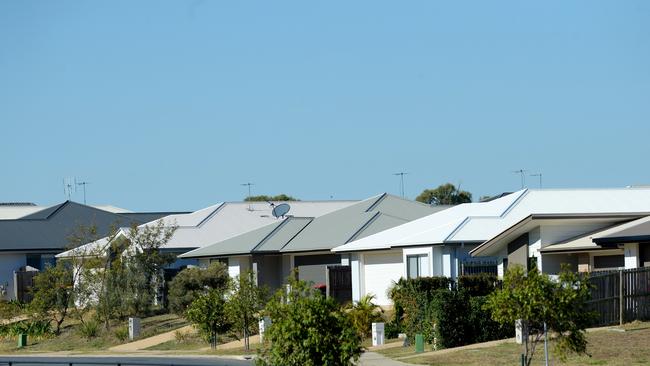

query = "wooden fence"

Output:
[[587, 266, 650, 327]]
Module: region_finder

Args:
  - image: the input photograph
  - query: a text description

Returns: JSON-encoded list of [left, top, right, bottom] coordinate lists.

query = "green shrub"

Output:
[[79, 320, 100, 339], [345, 294, 383, 339], [168, 262, 230, 315], [0, 319, 52, 338], [388, 277, 452, 340], [0, 300, 27, 319], [467, 296, 513, 343], [186, 289, 230, 349], [257, 275, 362, 366], [384, 319, 401, 339], [427, 290, 470, 348], [114, 326, 129, 342], [458, 273, 499, 297]]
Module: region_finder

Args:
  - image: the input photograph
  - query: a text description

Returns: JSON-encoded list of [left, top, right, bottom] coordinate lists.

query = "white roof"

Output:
[[0, 204, 49, 219], [58, 200, 357, 257], [333, 187, 650, 253], [92, 205, 132, 213]]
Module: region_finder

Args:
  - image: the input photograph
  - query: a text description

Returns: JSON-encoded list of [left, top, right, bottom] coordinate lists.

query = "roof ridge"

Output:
[[345, 211, 382, 244], [196, 203, 226, 227], [251, 219, 293, 252], [364, 193, 388, 212]]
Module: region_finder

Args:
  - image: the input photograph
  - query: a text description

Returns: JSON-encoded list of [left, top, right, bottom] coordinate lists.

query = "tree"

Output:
[[62, 221, 177, 329], [226, 271, 268, 351], [29, 261, 74, 334], [168, 262, 230, 315], [257, 274, 362, 366], [186, 289, 231, 349], [121, 220, 177, 317], [416, 183, 472, 205], [484, 264, 594, 366], [244, 194, 299, 202], [345, 294, 383, 340]]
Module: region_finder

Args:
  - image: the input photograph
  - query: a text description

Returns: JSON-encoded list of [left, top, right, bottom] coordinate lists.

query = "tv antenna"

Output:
[[76, 179, 91, 205], [512, 169, 527, 189], [530, 173, 542, 189], [393, 172, 408, 198], [63, 178, 76, 200], [241, 182, 254, 211]]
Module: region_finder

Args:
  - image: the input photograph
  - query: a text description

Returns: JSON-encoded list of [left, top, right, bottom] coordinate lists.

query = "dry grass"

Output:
[[0, 313, 188, 353], [378, 322, 650, 366]]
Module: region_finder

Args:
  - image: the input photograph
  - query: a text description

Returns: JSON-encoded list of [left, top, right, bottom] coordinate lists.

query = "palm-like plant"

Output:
[[346, 294, 383, 339]]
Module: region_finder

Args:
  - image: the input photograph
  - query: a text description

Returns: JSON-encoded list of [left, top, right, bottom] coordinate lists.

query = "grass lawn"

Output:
[[0, 313, 188, 353], [377, 321, 650, 366]]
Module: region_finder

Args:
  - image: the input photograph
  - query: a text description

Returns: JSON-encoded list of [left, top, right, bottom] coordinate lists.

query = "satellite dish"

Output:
[[272, 203, 290, 218]]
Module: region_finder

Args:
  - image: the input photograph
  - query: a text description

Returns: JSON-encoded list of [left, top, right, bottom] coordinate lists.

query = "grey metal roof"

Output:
[[0, 201, 181, 252], [255, 217, 313, 252], [279, 194, 443, 253], [180, 193, 446, 258], [179, 219, 287, 258]]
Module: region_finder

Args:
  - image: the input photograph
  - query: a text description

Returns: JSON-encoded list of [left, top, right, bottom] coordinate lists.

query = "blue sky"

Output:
[[1, 1, 649, 212]]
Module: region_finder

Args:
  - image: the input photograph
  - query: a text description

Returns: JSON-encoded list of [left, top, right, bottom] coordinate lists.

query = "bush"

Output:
[[114, 326, 129, 342], [467, 296, 513, 343], [384, 319, 401, 339], [388, 277, 452, 340], [79, 320, 99, 339], [0, 319, 52, 338], [175, 329, 191, 342], [458, 273, 499, 297], [257, 275, 362, 366], [427, 290, 471, 348], [389, 275, 512, 350], [168, 262, 229, 315], [186, 289, 230, 349], [0, 300, 27, 319], [345, 294, 383, 339]]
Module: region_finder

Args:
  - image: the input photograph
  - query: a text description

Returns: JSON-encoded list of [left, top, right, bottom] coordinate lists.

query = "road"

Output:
[[0, 356, 252, 366]]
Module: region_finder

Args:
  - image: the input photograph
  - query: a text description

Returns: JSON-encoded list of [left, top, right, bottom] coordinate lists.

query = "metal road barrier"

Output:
[[0, 362, 181, 366]]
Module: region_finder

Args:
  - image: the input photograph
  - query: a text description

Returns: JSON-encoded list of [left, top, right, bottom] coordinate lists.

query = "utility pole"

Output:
[[393, 172, 408, 198], [512, 169, 527, 189], [530, 173, 542, 189], [241, 182, 254, 211]]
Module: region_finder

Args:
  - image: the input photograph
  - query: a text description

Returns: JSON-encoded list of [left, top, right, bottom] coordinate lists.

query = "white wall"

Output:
[[624, 243, 640, 269], [228, 256, 252, 278], [0, 253, 26, 301], [363, 251, 402, 306]]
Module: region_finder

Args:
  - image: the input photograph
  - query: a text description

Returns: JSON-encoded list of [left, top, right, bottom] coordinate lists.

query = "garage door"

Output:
[[363, 251, 403, 306]]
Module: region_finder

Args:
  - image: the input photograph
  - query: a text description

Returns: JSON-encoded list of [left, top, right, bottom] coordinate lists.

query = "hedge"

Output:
[[389, 274, 511, 350]]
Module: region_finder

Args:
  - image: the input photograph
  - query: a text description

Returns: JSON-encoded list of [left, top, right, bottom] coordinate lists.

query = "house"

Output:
[[179, 193, 446, 302], [471, 188, 650, 274], [0, 201, 182, 301], [56, 199, 358, 270], [332, 187, 650, 306]]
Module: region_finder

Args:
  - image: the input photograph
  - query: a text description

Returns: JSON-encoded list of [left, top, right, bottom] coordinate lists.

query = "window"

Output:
[[25, 254, 56, 270], [406, 254, 429, 279], [210, 258, 228, 266]]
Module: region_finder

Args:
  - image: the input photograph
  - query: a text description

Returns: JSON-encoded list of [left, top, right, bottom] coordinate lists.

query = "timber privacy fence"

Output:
[[587, 266, 650, 327]]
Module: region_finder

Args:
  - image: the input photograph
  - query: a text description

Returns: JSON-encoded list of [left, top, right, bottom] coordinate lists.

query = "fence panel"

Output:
[[588, 267, 650, 326]]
